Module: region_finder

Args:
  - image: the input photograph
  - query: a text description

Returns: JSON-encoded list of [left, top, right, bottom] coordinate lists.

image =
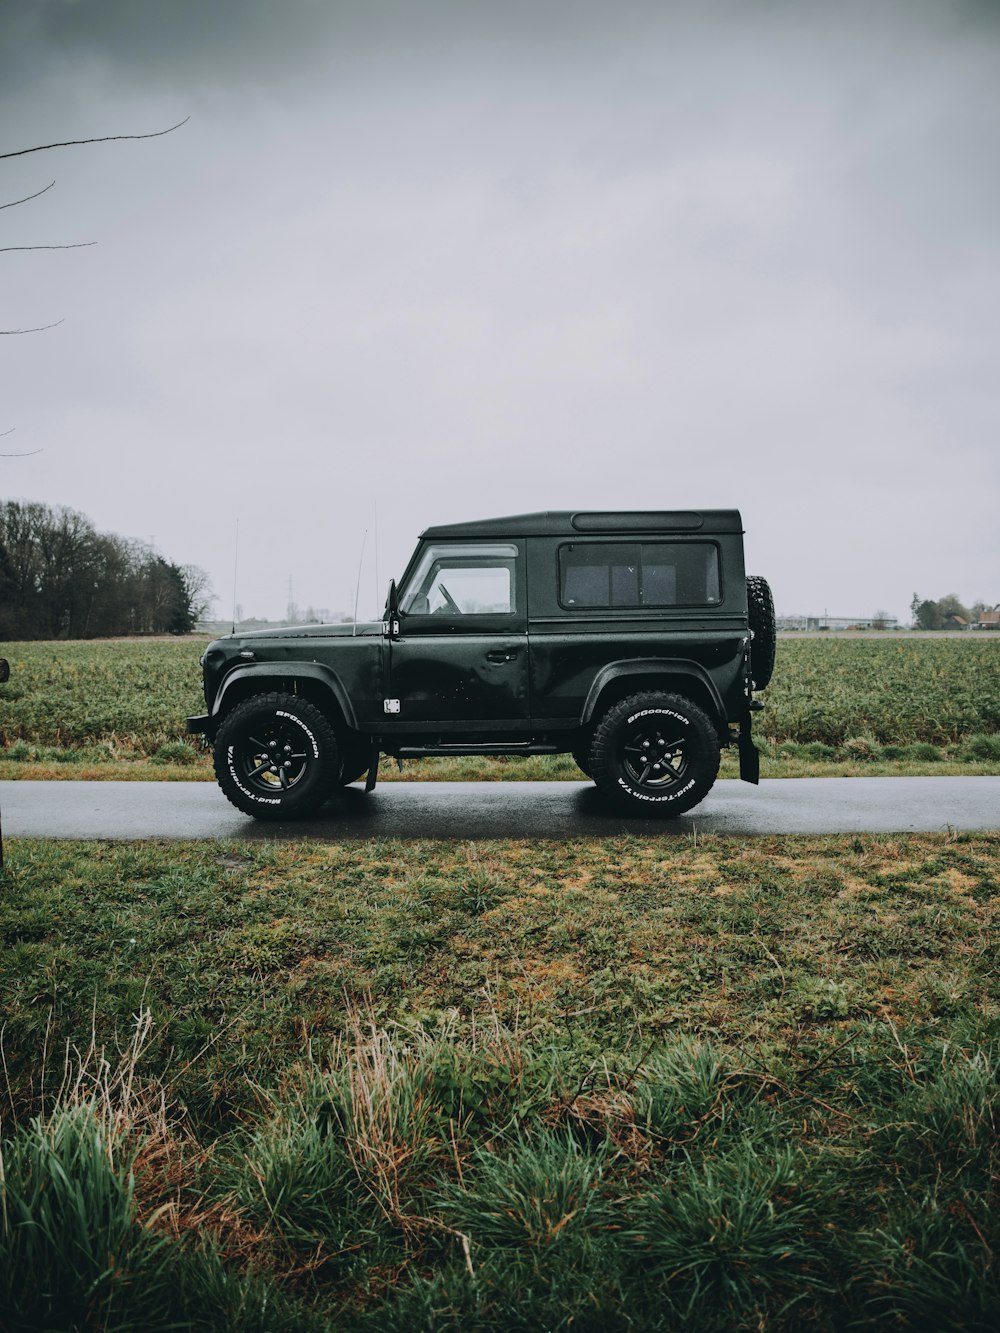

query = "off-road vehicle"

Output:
[[187, 510, 775, 820]]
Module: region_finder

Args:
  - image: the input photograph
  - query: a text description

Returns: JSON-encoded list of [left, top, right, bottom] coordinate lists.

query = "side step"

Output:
[[394, 742, 561, 758]]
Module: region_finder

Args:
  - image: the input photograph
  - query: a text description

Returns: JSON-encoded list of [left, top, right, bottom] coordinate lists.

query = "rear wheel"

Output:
[[213, 692, 339, 820], [589, 691, 720, 816]]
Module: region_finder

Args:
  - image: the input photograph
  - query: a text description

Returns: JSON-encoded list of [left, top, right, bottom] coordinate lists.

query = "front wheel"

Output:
[[589, 692, 720, 816], [213, 692, 340, 820]]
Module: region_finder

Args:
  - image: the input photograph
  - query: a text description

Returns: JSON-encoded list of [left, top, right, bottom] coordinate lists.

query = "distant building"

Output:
[[777, 615, 899, 631], [978, 607, 1000, 630]]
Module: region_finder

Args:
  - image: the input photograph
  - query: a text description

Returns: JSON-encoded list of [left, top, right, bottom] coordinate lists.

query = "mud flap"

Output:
[[738, 716, 760, 785], [365, 744, 380, 793]]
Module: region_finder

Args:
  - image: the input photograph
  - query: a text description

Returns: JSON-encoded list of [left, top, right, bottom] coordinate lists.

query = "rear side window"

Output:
[[559, 542, 720, 608]]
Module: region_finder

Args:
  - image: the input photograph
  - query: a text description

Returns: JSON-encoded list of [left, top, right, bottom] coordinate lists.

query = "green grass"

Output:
[[0, 637, 209, 753], [1, 833, 998, 1329], [767, 635, 1000, 745]]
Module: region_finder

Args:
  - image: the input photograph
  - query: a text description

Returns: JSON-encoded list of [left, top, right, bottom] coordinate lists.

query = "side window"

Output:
[[559, 542, 720, 608], [401, 543, 518, 616]]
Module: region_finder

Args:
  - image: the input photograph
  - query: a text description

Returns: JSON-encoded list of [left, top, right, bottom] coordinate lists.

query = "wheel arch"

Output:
[[580, 661, 726, 737], [211, 663, 358, 733]]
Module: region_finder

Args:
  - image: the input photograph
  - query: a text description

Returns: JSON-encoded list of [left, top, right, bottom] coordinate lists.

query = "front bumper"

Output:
[[186, 714, 211, 735]]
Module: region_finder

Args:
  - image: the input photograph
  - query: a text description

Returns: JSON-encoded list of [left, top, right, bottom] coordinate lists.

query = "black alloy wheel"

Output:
[[589, 691, 721, 816], [233, 720, 310, 793], [621, 716, 692, 790], [213, 692, 339, 820]]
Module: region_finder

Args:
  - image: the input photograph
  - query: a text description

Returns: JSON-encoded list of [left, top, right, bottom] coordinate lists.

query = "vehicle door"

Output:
[[387, 541, 529, 723]]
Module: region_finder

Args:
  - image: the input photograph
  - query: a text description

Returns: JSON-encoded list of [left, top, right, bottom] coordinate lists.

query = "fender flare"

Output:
[[580, 658, 726, 729], [211, 662, 359, 730]]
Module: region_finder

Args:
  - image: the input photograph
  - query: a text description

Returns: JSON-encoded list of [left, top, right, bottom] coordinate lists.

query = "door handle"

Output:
[[486, 649, 519, 663]]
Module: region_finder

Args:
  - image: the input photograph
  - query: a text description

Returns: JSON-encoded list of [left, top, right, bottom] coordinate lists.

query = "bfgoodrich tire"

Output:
[[589, 691, 721, 816], [746, 575, 776, 690], [213, 692, 339, 820]]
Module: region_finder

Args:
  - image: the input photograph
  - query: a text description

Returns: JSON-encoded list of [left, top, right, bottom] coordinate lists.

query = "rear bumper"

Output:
[[186, 714, 212, 736]]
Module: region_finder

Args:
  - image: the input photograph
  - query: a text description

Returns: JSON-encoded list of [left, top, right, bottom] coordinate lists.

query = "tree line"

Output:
[[0, 499, 212, 639], [910, 593, 993, 630]]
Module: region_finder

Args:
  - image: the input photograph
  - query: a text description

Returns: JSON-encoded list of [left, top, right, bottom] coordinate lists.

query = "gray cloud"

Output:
[[3, 1, 996, 88]]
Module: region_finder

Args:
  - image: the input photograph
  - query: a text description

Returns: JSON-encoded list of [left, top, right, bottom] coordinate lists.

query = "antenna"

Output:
[[231, 518, 240, 634], [352, 528, 368, 636], [374, 500, 380, 613]]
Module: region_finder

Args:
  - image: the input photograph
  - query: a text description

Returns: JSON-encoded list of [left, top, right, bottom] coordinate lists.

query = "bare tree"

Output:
[[1, 119, 189, 431]]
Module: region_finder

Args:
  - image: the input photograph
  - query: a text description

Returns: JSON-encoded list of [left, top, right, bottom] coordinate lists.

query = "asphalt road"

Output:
[[1, 776, 998, 840]]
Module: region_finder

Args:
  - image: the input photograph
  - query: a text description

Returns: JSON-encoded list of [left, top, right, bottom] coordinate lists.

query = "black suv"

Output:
[[188, 510, 775, 820]]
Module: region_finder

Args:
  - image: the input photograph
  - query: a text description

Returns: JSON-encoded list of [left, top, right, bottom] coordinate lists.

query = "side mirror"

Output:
[[0, 659, 9, 684], [383, 581, 401, 638]]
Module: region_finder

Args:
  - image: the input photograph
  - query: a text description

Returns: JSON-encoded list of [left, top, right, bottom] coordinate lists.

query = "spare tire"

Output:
[[746, 575, 776, 690]]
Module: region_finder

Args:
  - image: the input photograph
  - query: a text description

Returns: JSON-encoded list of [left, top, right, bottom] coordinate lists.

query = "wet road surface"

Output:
[[1, 776, 998, 840]]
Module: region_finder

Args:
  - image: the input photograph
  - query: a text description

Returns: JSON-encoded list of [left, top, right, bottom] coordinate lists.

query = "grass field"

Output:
[[2, 640, 997, 1328], [1, 634, 999, 780], [1, 832, 998, 1330]]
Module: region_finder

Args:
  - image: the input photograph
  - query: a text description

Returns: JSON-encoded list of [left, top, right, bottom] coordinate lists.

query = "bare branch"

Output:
[[0, 242, 96, 252], [0, 320, 64, 335], [0, 181, 56, 211], [0, 119, 190, 161], [0, 431, 44, 455]]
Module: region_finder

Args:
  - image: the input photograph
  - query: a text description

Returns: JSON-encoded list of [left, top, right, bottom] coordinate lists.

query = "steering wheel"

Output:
[[437, 583, 461, 613]]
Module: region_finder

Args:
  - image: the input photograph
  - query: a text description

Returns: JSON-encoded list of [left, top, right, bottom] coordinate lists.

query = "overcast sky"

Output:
[[2, 0, 998, 625]]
